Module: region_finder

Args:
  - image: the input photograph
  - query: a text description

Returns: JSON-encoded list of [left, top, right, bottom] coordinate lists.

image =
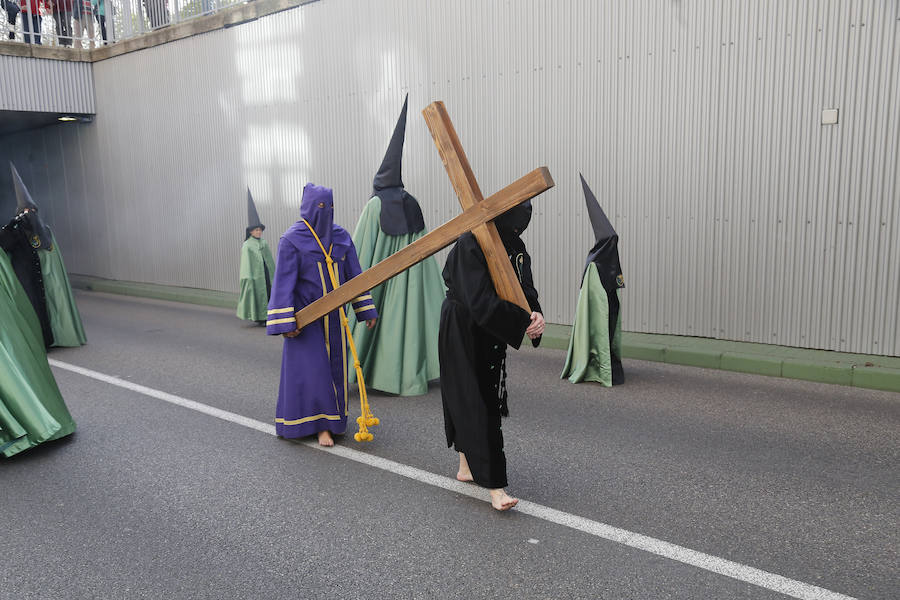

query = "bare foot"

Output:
[[317, 430, 334, 447], [456, 452, 474, 482], [489, 488, 519, 511], [456, 470, 474, 482]]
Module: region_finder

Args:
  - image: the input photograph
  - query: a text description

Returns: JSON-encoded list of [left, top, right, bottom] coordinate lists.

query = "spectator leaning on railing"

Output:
[[142, 0, 168, 29], [4, 0, 19, 40], [72, 0, 92, 46], [49, 0, 74, 46], [14, 0, 41, 44], [90, 0, 105, 43]]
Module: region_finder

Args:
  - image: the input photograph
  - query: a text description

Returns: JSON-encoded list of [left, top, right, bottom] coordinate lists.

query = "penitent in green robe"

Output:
[[39, 231, 87, 347], [348, 196, 445, 396], [0, 249, 76, 457], [236, 236, 276, 322], [561, 262, 622, 386]]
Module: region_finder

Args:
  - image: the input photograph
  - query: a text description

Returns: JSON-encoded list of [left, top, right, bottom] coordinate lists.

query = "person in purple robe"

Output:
[[266, 183, 378, 447]]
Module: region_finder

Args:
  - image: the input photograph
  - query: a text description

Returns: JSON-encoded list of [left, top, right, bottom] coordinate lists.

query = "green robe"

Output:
[[39, 231, 87, 347], [0, 250, 76, 457], [348, 196, 445, 396], [236, 236, 276, 322], [561, 262, 623, 386]]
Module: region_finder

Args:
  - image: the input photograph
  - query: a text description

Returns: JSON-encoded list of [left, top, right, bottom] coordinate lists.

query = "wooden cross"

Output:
[[293, 101, 554, 331]]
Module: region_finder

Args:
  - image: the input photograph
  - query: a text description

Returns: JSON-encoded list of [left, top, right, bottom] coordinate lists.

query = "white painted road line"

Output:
[[50, 358, 857, 600]]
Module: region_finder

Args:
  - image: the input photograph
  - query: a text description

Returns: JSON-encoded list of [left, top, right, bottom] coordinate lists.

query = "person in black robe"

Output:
[[438, 201, 545, 511]]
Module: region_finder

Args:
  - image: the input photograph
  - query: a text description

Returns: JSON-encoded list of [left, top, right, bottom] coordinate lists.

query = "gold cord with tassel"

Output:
[[302, 219, 379, 442]]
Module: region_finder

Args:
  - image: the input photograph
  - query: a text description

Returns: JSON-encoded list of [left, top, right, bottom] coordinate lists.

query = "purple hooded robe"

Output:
[[267, 184, 378, 438]]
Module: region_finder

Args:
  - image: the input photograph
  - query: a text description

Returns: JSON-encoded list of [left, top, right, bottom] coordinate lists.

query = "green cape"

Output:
[[348, 196, 445, 396], [39, 231, 87, 347], [236, 237, 276, 322], [0, 250, 76, 457], [561, 262, 622, 386]]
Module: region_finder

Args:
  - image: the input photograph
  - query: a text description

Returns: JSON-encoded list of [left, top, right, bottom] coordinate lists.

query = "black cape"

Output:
[[0, 218, 53, 348], [580, 174, 625, 385], [374, 188, 425, 236], [438, 232, 542, 489]]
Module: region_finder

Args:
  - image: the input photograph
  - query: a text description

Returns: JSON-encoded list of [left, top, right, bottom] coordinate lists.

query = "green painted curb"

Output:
[[665, 347, 722, 370], [720, 352, 784, 377], [538, 323, 572, 351], [782, 359, 854, 386], [71, 275, 239, 310], [622, 343, 666, 362], [851, 366, 900, 393], [69, 274, 900, 394], [538, 335, 570, 352]]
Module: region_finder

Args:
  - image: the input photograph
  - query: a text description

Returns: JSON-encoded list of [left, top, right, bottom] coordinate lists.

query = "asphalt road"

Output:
[[1, 291, 897, 600]]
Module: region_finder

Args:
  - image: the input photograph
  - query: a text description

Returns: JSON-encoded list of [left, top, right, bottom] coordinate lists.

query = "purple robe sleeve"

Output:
[[266, 238, 301, 335], [342, 244, 378, 321]]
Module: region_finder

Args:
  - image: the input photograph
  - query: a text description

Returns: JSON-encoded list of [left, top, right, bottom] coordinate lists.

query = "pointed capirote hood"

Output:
[[9, 162, 53, 248], [246, 188, 265, 240], [11, 161, 38, 213], [373, 94, 408, 192], [300, 183, 335, 250], [581, 173, 617, 243], [371, 94, 425, 235], [579, 173, 624, 290]]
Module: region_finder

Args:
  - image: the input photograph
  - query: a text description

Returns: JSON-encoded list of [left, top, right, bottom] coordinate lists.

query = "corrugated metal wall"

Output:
[[1, 0, 897, 356], [0, 55, 95, 113]]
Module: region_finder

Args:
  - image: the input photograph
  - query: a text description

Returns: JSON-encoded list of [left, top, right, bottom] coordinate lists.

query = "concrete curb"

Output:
[[618, 340, 897, 393], [70, 275, 239, 310], [70, 274, 900, 394]]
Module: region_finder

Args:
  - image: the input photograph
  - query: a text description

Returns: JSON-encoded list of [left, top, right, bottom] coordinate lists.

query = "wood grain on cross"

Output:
[[293, 101, 554, 331], [421, 101, 534, 311]]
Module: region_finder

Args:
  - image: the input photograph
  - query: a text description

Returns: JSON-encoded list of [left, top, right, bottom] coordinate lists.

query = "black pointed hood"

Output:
[[374, 94, 407, 191], [245, 188, 265, 240], [9, 162, 53, 249], [12, 163, 38, 212], [580, 173, 623, 290], [371, 94, 425, 235]]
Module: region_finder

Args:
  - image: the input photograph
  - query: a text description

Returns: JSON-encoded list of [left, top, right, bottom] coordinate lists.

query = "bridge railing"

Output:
[[2, 0, 246, 49]]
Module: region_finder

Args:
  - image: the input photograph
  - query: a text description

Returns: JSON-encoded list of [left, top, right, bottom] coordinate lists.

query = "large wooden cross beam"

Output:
[[293, 101, 554, 331]]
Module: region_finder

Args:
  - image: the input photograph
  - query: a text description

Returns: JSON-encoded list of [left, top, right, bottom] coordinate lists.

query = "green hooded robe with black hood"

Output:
[[561, 174, 625, 386], [348, 95, 445, 396], [0, 162, 86, 348], [236, 188, 276, 322]]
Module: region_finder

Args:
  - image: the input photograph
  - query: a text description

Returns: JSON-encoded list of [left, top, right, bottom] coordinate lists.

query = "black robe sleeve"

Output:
[[444, 235, 531, 350], [508, 237, 543, 348]]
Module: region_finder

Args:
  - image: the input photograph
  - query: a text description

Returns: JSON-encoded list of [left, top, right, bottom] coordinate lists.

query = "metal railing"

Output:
[[2, 0, 246, 49]]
